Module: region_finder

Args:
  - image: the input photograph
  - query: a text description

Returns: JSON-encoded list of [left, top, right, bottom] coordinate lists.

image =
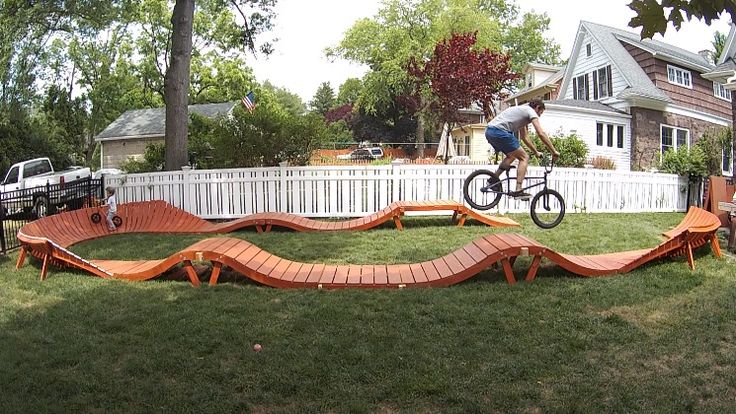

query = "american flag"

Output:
[[241, 91, 256, 113]]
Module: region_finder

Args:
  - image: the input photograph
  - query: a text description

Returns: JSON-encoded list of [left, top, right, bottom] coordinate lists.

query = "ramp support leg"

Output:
[[16, 246, 27, 269], [183, 260, 201, 287], [500, 258, 516, 285], [709, 234, 722, 258], [685, 241, 695, 271], [40, 254, 49, 281], [209, 261, 223, 286], [524, 255, 543, 282], [393, 215, 404, 231]]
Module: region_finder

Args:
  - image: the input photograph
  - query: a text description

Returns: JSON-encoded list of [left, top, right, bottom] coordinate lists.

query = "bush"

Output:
[[695, 127, 731, 176], [119, 143, 165, 173], [530, 132, 589, 168], [659, 146, 707, 178], [591, 156, 616, 170]]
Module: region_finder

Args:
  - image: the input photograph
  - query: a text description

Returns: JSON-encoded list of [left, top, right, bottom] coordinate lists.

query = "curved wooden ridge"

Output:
[[15, 204, 722, 287]]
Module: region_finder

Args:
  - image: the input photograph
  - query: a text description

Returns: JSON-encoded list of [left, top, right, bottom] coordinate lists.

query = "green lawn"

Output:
[[1, 212, 735, 413]]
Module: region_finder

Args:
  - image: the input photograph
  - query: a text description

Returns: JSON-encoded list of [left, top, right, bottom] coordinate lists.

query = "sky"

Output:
[[248, 0, 733, 103]]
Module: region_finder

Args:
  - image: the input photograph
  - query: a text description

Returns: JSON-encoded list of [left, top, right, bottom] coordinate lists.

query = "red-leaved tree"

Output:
[[406, 32, 518, 158]]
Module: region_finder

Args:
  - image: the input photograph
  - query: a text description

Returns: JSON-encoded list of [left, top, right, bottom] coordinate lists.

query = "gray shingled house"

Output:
[[497, 21, 733, 173], [95, 102, 236, 169]]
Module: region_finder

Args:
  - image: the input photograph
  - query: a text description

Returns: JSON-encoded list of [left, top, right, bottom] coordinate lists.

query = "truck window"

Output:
[[23, 159, 52, 178], [4, 166, 19, 184]]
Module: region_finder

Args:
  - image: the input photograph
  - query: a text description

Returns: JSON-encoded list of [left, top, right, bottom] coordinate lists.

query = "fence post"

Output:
[[279, 162, 288, 213], [0, 193, 6, 254], [182, 166, 193, 213], [390, 161, 400, 203]]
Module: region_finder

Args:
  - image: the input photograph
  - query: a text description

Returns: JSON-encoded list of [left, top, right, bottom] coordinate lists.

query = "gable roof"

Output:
[[95, 102, 237, 141], [546, 99, 630, 116], [560, 21, 718, 105], [506, 66, 566, 103]]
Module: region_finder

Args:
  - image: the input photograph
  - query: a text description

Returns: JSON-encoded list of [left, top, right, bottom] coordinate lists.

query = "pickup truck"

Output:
[[337, 147, 385, 161], [1, 157, 92, 218]]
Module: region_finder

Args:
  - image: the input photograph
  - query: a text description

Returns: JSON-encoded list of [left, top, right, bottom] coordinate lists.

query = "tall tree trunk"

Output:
[[416, 115, 425, 158], [164, 0, 195, 171]]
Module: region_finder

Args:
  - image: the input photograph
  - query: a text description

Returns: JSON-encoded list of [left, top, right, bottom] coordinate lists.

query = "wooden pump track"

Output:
[[16, 202, 721, 287]]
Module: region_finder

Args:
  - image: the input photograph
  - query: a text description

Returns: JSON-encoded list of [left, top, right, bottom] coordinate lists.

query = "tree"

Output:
[[328, 0, 560, 156], [309, 82, 336, 115], [336, 78, 363, 106], [407, 32, 518, 161], [628, 0, 736, 38], [263, 81, 307, 116], [711, 30, 727, 64]]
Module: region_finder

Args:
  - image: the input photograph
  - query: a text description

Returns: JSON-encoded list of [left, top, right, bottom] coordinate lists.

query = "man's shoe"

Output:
[[510, 190, 531, 200], [481, 179, 500, 192]]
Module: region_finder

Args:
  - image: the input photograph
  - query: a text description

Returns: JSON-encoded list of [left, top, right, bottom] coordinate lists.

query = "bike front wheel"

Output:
[[530, 189, 565, 229], [463, 169, 502, 210]]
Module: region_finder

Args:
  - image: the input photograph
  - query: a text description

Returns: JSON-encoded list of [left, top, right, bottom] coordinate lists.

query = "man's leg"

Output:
[[506, 148, 531, 199], [494, 155, 515, 178]]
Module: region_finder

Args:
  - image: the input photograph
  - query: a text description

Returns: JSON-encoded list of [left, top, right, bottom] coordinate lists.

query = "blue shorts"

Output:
[[485, 126, 520, 154]]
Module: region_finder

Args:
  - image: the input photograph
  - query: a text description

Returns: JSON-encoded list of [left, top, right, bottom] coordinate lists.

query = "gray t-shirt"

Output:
[[488, 105, 538, 132]]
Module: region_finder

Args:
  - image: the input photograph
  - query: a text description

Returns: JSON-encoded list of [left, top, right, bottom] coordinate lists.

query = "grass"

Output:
[[1, 212, 736, 413]]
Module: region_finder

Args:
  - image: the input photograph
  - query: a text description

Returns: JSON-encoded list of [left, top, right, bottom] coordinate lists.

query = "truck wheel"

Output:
[[33, 197, 50, 218]]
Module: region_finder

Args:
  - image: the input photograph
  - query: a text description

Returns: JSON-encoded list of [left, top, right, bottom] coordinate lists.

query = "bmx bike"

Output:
[[462, 155, 565, 229], [88, 199, 123, 228]]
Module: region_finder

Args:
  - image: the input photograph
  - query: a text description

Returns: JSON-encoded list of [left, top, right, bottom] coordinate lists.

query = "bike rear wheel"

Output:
[[530, 189, 565, 229], [463, 170, 502, 210]]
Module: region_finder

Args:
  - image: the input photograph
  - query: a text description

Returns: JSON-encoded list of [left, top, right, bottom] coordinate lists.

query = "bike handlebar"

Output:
[[538, 153, 555, 173]]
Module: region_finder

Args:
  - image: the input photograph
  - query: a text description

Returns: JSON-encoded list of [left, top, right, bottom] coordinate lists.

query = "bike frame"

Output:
[[488, 160, 553, 197]]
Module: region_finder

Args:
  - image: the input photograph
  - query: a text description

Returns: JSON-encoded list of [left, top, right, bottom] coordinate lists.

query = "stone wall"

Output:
[[630, 108, 728, 171], [101, 137, 163, 169]]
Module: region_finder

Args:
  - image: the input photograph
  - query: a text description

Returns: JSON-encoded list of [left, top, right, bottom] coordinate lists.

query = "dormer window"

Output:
[[586, 44, 592, 57], [714, 82, 732, 101], [667, 65, 692, 88]]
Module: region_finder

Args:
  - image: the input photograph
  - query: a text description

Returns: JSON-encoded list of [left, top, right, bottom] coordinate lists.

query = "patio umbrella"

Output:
[[435, 123, 456, 161]]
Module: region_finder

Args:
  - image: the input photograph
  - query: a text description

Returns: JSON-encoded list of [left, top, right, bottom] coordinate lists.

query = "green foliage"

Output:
[[309, 82, 335, 115], [214, 106, 328, 168], [660, 146, 708, 178], [0, 109, 72, 175], [530, 132, 589, 168], [695, 127, 731, 176], [119, 142, 165, 173], [336, 78, 363, 106], [263, 81, 307, 116], [326, 120, 355, 145], [628, 0, 736, 38]]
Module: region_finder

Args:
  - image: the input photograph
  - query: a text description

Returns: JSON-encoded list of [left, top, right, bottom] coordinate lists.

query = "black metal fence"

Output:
[[0, 176, 104, 254]]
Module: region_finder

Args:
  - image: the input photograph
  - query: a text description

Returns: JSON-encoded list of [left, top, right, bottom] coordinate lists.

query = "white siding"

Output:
[[540, 107, 632, 171], [563, 30, 628, 103]]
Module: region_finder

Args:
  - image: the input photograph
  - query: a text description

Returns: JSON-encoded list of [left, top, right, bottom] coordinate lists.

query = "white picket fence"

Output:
[[103, 164, 689, 219]]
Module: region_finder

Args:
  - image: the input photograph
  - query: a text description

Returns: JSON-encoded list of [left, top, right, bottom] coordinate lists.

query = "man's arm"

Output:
[[530, 118, 560, 158], [518, 126, 541, 156]]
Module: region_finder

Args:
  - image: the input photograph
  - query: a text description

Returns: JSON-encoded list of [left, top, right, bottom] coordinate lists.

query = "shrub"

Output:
[[530, 132, 589, 168], [119, 143, 165, 173], [659, 146, 707, 178], [591, 156, 616, 170], [695, 127, 731, 176]]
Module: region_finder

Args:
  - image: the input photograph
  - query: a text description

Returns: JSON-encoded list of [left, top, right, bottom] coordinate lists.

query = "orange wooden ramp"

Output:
[[16, 206, 722, 287]]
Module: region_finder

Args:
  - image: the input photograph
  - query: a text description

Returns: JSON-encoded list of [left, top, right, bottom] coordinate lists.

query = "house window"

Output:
[[713, 82, 732, 101], [454, 136, 470, 156], [667, 65, 692, 88], [586, 44, 592, 56], [596, 122, 625, 148], [661, 125, 689, 156], [724, 143, 733, 175], [593, 66, 612, 99], [573, 74, 589, 100]]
